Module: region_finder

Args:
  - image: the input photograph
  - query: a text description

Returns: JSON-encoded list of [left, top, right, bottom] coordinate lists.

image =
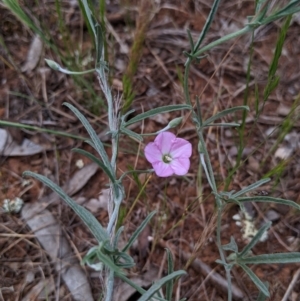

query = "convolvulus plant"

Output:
[[21, 0, 300, 301]]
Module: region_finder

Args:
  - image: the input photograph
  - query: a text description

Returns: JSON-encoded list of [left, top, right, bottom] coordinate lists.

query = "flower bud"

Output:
[[45, 59, 61, 71], [168, 117, 183, 129]]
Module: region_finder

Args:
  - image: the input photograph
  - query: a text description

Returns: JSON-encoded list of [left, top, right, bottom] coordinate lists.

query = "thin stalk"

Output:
[[216, 207, 232, 301], [0, 120, 86, 140], [183, 58, 192, 106]]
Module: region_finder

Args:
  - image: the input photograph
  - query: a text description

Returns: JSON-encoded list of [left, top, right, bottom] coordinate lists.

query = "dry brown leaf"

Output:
[[22, 205, 93, 301], [21, 35, 43, 72], [63, 162, 99, 196], [21, 278, 55, 301], [20, 163, 100, 301], [0, 129, 44, 156]]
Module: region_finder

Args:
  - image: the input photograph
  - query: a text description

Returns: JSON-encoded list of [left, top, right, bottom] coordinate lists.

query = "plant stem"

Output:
[[105, 269, 115, 301], [0, 120, 86, 140]]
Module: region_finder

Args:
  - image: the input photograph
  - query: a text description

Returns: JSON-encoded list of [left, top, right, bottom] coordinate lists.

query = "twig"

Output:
[[281, 268, 300, 301]]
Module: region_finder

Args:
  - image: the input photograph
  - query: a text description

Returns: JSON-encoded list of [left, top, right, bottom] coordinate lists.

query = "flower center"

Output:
[[162, 154, 172, 163]]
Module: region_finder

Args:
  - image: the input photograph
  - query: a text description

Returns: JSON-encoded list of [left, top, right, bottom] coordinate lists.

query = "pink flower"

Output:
[[144, 131, 192, 177]]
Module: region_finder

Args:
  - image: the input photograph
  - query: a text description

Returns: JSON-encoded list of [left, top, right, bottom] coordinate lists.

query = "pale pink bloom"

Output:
[[145, 131, 192, 177]]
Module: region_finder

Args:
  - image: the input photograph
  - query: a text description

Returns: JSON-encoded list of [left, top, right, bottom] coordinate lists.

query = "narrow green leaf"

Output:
[[125, 105, 192, 126], [195, 95, 203, 126], [255, 0, 266, 13], [239, 263, 269, 297], [204, 122, 240, 128], [263, 15, 292, 104], [96, 248, 125, 276], [121, 127, 143, 141], [193, 0, 222, 52], [74, 149, 121, 199], [72, 147, 121, 197], [114, 226, 124, 250], [239, 252, 300, 265], [72, 148, 115, 183], [95, 23, 104, 64], [222, 236, 238, 253], [235, 196, 300, 210], [23, 171, 109, 243], [3, 0, 43, 38], [238, 222, 271, 258], [202, 106, 249, 127], [116, 274, 169, 301], [166, 249, 174, 301], [115, 252, 135, 268], [79, 0, 96, 40], [122, 211, 156, 252], [117, 273, 146, 295], [138, 270, 186, 301], [64, 103, 114, 177], [0, 119, 85, 141], [187, 29, 194, 52], [255, 0, 269, 21], [231, 178, 270, 198], [262, 2, 300, 25], [82, 246, 103, 271], [256, 282, 269, 301]]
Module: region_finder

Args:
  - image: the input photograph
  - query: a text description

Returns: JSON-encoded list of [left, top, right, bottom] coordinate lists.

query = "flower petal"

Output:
[[170, 138, 192, 158], [144, 142, 162, 163], [170, 157, 190, 175], [152, 161, 174, 177], [155, 131, 176, 154]]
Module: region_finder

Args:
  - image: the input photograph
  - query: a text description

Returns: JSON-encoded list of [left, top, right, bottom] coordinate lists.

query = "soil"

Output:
[[1, 1, 300, 301]]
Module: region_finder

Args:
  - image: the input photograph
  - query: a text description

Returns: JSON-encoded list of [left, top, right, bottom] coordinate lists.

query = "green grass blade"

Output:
[[2, 0, 43, 37], [23, 171, 109, 243], [79, 0, 97, 42], [165, 249, 174, 301], [263, 15, 292, 106], [122, 211, 156, 252]]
